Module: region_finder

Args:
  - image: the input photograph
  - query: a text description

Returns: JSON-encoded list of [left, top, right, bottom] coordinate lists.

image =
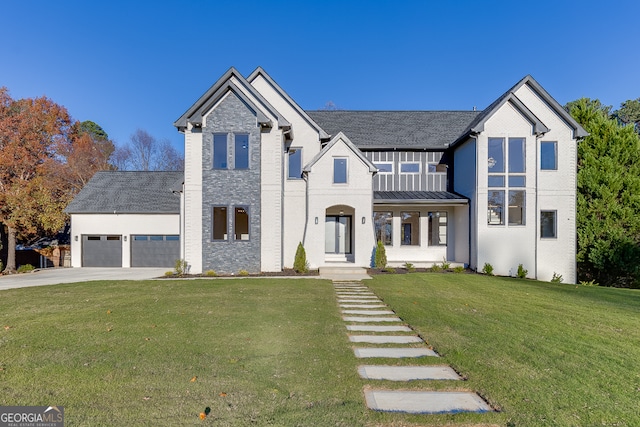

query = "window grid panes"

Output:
[[373, 212, 393, 245], [288, 148, 302, 179], [401, 212, 420, 245], [488, 137, 526, 225]]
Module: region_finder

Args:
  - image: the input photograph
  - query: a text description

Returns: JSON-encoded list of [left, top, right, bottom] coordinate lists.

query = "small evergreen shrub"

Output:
[[174, 259, 188, 275], [482, 263, 494, 276], [453, 266, 465, 274], [517, 264, 528, 279], [382, 267, 396, 273], [205, 270, 217, 277], [17, 264, 35, 273], [431, 264, 443, 272], [374, 241, 387, 268], [403, 262, 416, 272], [441, 258, 451, 270], [293, 242, 309, 273], [238, 269, 249, 276], [551, 272, 563, 283], [164, 271, 174, 277]]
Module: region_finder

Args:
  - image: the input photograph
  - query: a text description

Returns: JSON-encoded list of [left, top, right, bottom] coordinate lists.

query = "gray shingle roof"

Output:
[[65, 171, 183, 214], [306, 111, 482, 150], [374, 191, 468, 204]]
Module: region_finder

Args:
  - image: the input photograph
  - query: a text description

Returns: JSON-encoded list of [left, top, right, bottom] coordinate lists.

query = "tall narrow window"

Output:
[[401, 212, 420, 246], [541, 141, 557, 170], [428, 212, 447, 246], [213, 206, 227, 240], [488, 138, 505, 172], [288, 148, 302, 179], [334, 158, 347, 183], [488, 190, 505, 225], [373, 212, 393, 245], [509, 138, 525, 173], [213, 134, 227, 169], [235, 134, 249, 169], [540, 211, 557, 238], [508, 190, 525, 225], [234, 207, 249, 241]]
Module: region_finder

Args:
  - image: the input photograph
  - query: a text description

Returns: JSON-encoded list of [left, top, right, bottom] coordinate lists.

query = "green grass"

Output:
[[367, 274, 640, 426], [1, 275, 639, 426]]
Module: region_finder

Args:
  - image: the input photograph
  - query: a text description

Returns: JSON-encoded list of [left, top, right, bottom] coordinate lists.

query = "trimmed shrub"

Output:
[[551, 272, 563, 283], [517, 264, 528, 279], [174, 259, 188, 275], [482, 263, 494, 276], [238, 269, 249, 276], [453, 266, 465, 274], [403, 262, 416, 272], [205, 270, 217, 277], [431, 264, 443, 272], [293, 242, 309, 273], [374, 241, 387, 268]]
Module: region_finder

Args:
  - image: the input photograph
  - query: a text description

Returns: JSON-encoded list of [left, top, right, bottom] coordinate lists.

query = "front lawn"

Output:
[[1, 275, 638, 426], [367, 274, 640, 426]]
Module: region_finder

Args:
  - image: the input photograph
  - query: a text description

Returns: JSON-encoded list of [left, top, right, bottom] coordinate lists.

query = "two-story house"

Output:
[[66, 67, 586, 283]]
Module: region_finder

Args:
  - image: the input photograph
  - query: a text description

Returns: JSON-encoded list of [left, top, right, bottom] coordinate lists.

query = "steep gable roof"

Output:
[[307, 110, 481, 150], [65, 171, 183, 214], [248, 67, 329, 140], [303, 131, 377, 173], [450, 75, 588, 147], [173, 67, 290, 131]]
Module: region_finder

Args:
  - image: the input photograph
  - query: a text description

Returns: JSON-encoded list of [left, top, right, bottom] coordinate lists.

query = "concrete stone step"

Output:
[[338, 299, 383, 304], [354, 347, 438, 358], [343, 316, 401, 323], [340, 304, 387, 308], [342, 309, 395, 315], [364, 390, 492, 414], [358, 365, 462, 381], [349, 335, 423, 344], [346, 325, 412, 332]]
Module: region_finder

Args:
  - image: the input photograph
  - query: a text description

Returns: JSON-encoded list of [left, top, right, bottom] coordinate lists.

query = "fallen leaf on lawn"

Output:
[[3, 326, 10, 331], [219, 392, 227, 397], [145, 337, 151, 341], [199, 412, 206, 420], [190, 376, 197, 382], [106, 310, 111, 315], [143, 396, 151, 401], [106, 327, 113, 332]]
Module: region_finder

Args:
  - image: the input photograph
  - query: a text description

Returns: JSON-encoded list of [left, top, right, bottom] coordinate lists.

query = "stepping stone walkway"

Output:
[[333, 280, 493, 416]]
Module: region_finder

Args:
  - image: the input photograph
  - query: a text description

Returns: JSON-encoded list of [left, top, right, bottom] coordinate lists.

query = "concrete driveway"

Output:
[[0, 267, 168, 291]]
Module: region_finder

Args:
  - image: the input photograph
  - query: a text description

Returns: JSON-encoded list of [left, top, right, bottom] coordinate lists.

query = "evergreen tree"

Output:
[[567, 98, 640, 287]]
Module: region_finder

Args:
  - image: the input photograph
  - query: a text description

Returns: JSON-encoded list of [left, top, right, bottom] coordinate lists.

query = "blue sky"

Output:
[[2, 0, 639, 154]]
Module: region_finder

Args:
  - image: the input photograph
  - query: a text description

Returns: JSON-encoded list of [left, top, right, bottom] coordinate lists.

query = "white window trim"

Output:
[[540, 210, 558, 239], [400, 162, 421, 174], [287, 147, 303, 180], [374, 162, 394, 174]]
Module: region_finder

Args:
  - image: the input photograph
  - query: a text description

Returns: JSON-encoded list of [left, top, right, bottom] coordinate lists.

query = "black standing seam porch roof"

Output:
[[374, 191, 468, 204]]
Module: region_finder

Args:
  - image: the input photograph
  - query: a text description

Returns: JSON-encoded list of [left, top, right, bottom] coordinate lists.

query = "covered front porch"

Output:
[[373, 191, 469, 267]]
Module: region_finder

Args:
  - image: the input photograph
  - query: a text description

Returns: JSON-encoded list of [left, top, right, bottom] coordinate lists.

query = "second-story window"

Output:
[[488, 137, 526, 225], [234, 134, 249, 169], [288, 148, 302, 179], [374, 162, 393, 174], [400, 162, 420, 174], [213, 134, 227, 169], [334, 158, 348, 184]]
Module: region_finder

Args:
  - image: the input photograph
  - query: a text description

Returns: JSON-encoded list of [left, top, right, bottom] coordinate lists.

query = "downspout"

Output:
[[469, 135, 477, 270]]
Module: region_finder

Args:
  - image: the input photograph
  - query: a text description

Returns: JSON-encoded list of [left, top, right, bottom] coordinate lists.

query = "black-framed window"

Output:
[[235, 134, 249, 169], [234, 206, 250, 241], [488, 137, 526, 225], [541, 141, 557, 170], [373, 211, 393, 246], [288, 148, 302, 179], [213, 206, 228, 240], [540, 210, 557, 238], [213, 134, 228, 169], [401, 211, 420, 245], [333, 158, 347, 183]]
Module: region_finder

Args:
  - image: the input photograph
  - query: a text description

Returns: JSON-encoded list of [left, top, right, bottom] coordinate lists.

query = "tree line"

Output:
[[0, 88, 183, 273]]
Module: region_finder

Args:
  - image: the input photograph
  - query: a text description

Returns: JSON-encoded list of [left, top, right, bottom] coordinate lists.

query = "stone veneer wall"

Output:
[[201, 92, 261, 273]]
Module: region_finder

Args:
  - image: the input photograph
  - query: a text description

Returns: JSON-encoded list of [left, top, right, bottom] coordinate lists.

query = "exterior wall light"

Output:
[[362, 216, 366, 224], [315, 217, 318, 224], [74, 236, 78, 242]]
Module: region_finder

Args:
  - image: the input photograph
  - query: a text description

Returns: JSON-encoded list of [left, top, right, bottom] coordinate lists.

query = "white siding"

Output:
[[183, 125, 203, 273]]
